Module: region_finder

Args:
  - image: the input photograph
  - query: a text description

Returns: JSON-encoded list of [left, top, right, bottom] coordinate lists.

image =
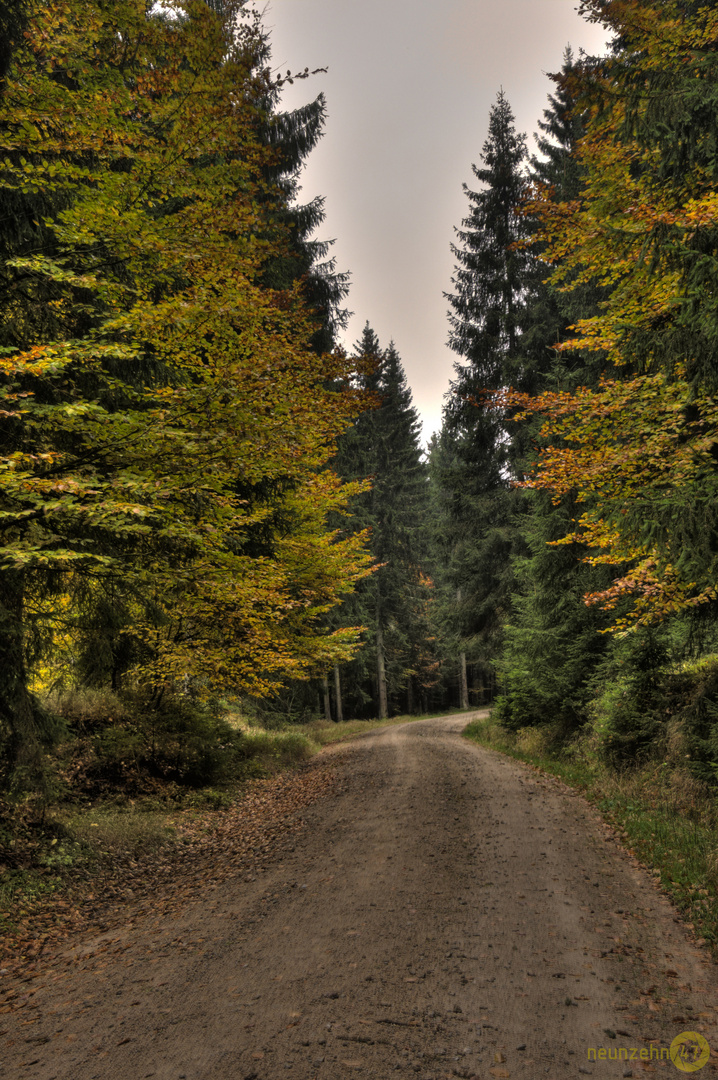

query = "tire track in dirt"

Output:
[[2, 713, 717, 1080]]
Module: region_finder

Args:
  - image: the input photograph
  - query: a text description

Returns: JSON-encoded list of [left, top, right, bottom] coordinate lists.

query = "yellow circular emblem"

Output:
[[670, 1031, 711, 1073]]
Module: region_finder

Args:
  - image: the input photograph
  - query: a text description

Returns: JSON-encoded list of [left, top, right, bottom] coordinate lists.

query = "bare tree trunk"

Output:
[[457, 587, 469, 709], [376, 622, 388, 720], [407, 676, 414, 715], [0, 570, 44, 774], [460, 652, 469, 710], [333, 664, 343, 724], [322, 675, 332, 723]]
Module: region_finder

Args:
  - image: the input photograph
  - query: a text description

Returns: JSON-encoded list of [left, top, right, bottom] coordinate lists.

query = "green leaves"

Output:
[[0, 0, 372, 722]]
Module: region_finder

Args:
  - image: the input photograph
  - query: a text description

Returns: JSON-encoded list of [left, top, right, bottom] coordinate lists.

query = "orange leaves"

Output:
[[500, 373, 718, 628], [503, 0, 718, 630]]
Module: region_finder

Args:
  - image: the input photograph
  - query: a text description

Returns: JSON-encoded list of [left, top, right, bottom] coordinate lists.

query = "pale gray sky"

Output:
[[265, 1, 609, 441]]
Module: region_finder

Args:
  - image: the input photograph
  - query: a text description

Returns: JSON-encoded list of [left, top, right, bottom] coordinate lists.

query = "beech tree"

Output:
[[0, 0, 370, 774], [504, 0, 718, 629]]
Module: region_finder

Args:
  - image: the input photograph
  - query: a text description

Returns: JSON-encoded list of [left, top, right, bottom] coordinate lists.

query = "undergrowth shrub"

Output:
[[88, 694, 243, 787], [38, 688, 319, 798], [44, 687, 129, 734], [589, 630, 669, 766], [587, 638, 718, 784], [239, 730, 317, 767]]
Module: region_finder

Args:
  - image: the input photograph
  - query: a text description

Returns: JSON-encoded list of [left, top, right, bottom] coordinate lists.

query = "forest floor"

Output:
[[2, 712, 718, 1080]]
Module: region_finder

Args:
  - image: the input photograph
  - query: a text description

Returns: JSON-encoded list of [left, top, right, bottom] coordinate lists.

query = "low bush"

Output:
[[238, 730, 317, 768], [88, 695, 243, 787], [44, 687, 129, 734]]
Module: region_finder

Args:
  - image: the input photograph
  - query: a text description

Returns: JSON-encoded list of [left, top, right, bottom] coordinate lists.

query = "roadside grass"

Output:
[[464, 713, 718, 953], [299, 711, 451, 747], [67, 807, 179, 855]]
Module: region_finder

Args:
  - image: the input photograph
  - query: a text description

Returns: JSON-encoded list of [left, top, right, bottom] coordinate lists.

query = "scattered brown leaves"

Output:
[[0, 758, 340, 990]]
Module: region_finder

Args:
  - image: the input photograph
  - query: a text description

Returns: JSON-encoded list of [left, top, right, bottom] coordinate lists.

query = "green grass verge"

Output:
[[296, 710, 457, 747], [464, 713, 718, 953]]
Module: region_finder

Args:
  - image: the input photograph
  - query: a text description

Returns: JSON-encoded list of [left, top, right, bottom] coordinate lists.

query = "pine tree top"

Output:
[[445, 89, 531, 383]]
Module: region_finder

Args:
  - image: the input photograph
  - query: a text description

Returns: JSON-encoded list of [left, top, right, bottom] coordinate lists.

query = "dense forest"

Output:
[[3, 0, 718, 821]]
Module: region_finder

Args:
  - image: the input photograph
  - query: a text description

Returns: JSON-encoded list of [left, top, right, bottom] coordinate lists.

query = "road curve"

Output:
[[3, 713, 717, 1079]]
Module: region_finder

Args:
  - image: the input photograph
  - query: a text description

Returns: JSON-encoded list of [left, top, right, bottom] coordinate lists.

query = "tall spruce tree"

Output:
[[439, 91, 531, 698], [494, 53, 615, 731], [330, 326, 435, 719], [258, 94, 350, 353]]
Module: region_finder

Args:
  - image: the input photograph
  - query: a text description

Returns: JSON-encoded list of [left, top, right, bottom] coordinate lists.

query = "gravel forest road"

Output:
[[3, 713, 718, 1080]]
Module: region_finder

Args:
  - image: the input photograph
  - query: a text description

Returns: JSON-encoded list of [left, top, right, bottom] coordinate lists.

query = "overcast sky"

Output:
[[265, 1, 609, 442]]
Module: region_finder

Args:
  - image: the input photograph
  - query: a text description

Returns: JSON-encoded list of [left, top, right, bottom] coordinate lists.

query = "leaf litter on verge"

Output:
[[0, 757, 342, 996]]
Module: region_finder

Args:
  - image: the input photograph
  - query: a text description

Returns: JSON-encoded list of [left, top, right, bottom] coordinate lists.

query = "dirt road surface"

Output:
[[3, 713, 718, 1080]]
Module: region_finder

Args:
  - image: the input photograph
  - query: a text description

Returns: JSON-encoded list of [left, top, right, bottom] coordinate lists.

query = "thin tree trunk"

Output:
[[322, 675, 332, 723], [457, 587, 469, 709], [407, 676, 414, 716], [333, 664, 343, 724], [0, 570, 43, 774], [460, 652, 469, 710], [376, 621, 388, 720]]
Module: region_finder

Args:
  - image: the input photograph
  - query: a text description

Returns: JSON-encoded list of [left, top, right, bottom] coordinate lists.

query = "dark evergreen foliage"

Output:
[[494, 492, 613, 733], [490, 56, 618, 733], [258, 95, 350, 352], [446, 90, 530, 384], [439, 91, 531, 697], [330, 326, 437, 718]]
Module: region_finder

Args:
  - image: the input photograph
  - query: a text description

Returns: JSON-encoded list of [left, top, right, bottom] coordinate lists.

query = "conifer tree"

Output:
[[257, 88, 350, 352], [331, 326, 436, 718], [447, 91, 530, 387], [440, 91, 531, 696], [530, 48, 585, 198], [495, 53, 615, 730]]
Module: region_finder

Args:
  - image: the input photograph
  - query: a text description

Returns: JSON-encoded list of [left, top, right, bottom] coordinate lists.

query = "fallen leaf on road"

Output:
[[489, 1069, 510, 1078]]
